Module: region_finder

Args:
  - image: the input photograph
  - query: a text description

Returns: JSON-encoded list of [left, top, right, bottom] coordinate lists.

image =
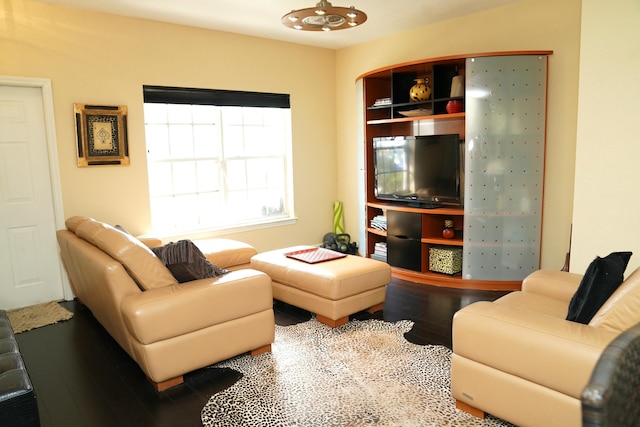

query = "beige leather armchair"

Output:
[[451, 268, 640, 427], [57, 216, 275, 391]]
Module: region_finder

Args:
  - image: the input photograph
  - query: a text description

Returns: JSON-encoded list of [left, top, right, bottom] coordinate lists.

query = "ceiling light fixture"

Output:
[[282, 1, 367, 32]]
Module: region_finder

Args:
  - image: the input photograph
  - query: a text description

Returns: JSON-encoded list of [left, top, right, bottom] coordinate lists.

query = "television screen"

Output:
[[373, 134, 462, 207]]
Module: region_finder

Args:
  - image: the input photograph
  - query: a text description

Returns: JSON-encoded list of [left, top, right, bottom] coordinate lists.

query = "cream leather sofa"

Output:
[[452, 268, 640, 427], [57, 216, 275, 391]]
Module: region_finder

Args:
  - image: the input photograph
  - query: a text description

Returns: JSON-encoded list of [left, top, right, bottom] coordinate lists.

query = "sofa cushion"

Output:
[[151, 240, 229, 283], [114, 224, 163, 248], [590, 267, 640, 332], [566, 251, 632, 324], [494, 291, 570, 319], [75, 218, 177, 290]]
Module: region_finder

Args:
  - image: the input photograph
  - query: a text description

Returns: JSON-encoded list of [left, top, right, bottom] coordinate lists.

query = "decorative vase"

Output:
[[409, 78, 431, 102], [442, 220, 455, 239], [450, 75, 465, 98], [446, 99, 463, 114]]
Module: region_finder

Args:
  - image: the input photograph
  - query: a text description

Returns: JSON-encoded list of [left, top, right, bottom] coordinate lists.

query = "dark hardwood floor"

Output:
[[15, 278, 508, 426]]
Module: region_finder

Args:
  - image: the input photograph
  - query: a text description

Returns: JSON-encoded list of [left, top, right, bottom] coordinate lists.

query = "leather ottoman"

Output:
[[251, 246, 390, 327]]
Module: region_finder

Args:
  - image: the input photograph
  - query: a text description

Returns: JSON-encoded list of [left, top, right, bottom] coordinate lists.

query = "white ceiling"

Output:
[[40, 0, 522, 49]]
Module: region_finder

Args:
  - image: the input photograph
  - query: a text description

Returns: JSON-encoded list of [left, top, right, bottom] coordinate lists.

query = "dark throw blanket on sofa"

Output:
[[151, 240, 229, 283]]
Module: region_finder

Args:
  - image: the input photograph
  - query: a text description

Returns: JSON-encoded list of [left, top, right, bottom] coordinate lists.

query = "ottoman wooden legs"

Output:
[[315, 302, 385, 328], [316, 314, 349, 328]]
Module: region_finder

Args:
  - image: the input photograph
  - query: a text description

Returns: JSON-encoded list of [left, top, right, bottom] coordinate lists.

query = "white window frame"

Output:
[[142, 86, 295, 238]]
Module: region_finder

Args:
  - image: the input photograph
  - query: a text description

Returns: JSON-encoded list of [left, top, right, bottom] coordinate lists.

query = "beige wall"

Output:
[[1, 0, 337, 252], [335, 0, 582, 270], [2, 0, 584, 268], [572, 0, 640, 274]]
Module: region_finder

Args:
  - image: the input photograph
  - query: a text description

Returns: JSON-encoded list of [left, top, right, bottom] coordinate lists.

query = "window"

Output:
[[143, 86, 294, 235]]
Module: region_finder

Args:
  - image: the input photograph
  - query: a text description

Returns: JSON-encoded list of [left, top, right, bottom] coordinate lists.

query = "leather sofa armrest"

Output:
[[121, 269, 272, 345], [521, 269, 583, 303], [453, 301, 618, 398]]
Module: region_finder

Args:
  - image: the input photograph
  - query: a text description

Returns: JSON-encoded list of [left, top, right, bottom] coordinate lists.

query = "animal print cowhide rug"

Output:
[[201, 318, 513, 427]]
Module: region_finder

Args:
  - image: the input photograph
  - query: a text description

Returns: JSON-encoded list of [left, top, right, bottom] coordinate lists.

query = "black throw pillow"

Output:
[[566, 251, 633, 324], [151, 240, 229, 283]]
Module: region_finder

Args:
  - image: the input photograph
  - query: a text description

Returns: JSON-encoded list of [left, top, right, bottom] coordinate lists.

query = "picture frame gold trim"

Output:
[[74, 104, 129, 167]]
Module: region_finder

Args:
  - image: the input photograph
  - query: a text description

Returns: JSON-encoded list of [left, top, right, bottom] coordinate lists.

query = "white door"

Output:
[[0, 83, 65, 309]]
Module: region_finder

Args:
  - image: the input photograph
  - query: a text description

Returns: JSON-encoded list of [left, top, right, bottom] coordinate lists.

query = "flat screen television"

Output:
[[373, 134, 463, 207]]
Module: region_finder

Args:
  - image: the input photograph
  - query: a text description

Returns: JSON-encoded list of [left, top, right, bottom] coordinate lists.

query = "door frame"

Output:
[[0, 75, 72, 300]]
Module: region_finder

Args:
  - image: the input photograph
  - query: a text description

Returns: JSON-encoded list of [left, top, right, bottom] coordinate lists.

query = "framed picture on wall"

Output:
[[74, 104, 129, 167]]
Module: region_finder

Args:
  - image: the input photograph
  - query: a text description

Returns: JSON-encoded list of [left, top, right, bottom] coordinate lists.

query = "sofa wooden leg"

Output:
[[456, 400, 485, 419], [316, 314, 348, 328], [151, 375, 184, 392], [366, 303, 384, 313], [250, 344, 271, 356]]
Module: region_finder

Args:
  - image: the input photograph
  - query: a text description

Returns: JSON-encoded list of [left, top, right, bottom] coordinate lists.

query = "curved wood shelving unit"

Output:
[[362, 51, 551, 291]]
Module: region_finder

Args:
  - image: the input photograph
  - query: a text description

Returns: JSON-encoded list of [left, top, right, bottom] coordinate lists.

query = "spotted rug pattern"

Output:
[[201, 318, 513, 426]]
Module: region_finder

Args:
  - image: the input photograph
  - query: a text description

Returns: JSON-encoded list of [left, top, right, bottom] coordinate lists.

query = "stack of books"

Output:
[[373, 97, 391, 107], [371, 242, 387, 262], [370, 215, 387, 231]]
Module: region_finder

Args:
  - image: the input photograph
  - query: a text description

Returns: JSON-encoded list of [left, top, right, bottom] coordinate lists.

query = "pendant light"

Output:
[[282, 1, 367, 32]]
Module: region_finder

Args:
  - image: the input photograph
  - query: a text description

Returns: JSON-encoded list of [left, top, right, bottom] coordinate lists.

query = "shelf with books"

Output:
[[360, 51, 552, 290]]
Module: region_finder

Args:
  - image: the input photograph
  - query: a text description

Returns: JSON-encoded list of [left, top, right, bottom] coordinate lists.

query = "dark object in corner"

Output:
[[582, 320, 640, 426], [321, 233, 358, 255], [0, 310, 40, 426], [561, 224, 572, 272], [567, 251, 632, 324]]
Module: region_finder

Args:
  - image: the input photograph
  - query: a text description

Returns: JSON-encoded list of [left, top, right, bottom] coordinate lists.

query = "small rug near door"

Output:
[[7, 301, 73, 333], [201, 318, 513, 427]]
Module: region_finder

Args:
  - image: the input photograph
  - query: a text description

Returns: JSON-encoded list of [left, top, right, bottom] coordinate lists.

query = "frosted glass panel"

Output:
[[463, 55, 547, 281]]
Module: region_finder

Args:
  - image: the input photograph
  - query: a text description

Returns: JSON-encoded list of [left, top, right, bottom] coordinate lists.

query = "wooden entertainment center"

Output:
[[359, 51, 552, 290]]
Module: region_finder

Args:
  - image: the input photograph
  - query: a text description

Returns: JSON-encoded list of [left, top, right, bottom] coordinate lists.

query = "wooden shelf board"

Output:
[[367, 227, 386, 237], [422, 237, 464, 246], [367, 202, 464, 216], [367, 112, 464, 125]]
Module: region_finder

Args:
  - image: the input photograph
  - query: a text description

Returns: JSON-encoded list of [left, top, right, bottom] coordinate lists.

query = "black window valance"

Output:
[[143, 85, 290, 109]]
